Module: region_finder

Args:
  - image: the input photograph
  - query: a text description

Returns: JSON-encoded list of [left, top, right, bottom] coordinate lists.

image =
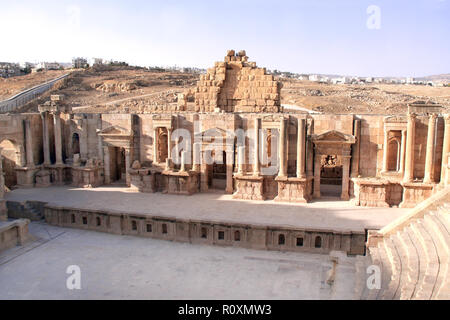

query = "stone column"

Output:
[[341, 151, 351, 200], [381, 127, 389, 173], [253, 118, 260, 176], [193, 142, 201, 172], [424, 114, 437, 184], [313, 151, 321, 198], [124, 147, 131, 187], [399, 129, 406, 175], [25, 119, 34, 167], [238, 146, 245, 175], [153, 127, 159, 163], [278, 118, 287, 177], [103, 146, 110, 184], [180, 151, 186, 172], [226, 150, 234, 194], [167, 128, 172, 160], [53, 112, 63, 165], [306, 119, 314, 177], [96, 130, 103, 163], [41, 112, 51, 165], [403, 113, 416, 183], [441, 114, 450, 184], [296, 118, 306, 178], [351, 119, 361, 177]]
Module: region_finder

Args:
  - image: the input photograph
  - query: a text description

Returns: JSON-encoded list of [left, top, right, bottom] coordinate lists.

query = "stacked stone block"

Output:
[[194, 50, 281, 113]]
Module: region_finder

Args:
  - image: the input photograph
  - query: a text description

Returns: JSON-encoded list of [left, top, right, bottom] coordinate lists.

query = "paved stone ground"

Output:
[[0, 222, 358, 299], [5, 186, 409, 231]]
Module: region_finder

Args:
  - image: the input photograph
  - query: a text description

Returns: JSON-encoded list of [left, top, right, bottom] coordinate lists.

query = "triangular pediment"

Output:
[[196, 127, 231, 138], [311, 130, 355, 143], [99, 125, 131, 136]]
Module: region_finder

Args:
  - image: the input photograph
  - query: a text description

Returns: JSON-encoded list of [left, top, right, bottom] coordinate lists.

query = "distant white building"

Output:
[[72, 57, 89, 69], [90, 58, 103, 66], [0, 62, 21, 78], [308, 74, 319, 82], [35, 62, 61, 70], [406, 77, 414, 84]]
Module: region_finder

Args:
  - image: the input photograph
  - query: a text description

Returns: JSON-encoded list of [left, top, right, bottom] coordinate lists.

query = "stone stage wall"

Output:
[[44, 205, 366, 256]]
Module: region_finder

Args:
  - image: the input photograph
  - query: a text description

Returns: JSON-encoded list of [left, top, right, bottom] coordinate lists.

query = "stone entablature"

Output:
[[44, 205, 366, 255], [194, 50, 281, 113]]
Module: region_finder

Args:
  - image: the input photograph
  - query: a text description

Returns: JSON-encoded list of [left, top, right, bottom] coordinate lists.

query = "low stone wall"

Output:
[[6, 200, 46, 220], [44, 205, 366, 255], [0, 219, 30, 252]]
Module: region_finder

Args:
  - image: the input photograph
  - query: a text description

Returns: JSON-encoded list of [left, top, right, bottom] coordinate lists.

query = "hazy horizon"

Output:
[[1, 0, 449, 78]]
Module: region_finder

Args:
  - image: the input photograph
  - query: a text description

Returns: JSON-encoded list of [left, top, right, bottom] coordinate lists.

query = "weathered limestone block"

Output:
[[274, 176, 312, 203], [35, 169, 51, 188], [232, 175, 265, 200], [352, 178, 390, 207], [71, 166, 104, 188], [399, 182, 434, 208], [128, 168, 156, 193], [162, 170, 199, 195], [0, 200, 6, 221]]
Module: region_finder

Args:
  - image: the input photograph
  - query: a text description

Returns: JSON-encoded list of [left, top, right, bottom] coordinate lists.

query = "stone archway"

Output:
[[311, 130, 355, 200]]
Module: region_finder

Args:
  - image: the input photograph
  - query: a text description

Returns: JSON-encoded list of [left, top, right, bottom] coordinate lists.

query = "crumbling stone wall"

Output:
[[194, 50, 282, 113]]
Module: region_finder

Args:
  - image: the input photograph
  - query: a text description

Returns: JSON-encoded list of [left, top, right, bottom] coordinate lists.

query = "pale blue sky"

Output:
[[0, 0, 448, 77]]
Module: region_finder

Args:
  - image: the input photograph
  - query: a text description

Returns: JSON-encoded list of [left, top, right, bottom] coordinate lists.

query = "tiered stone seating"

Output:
[[363, 189, 449, 300]]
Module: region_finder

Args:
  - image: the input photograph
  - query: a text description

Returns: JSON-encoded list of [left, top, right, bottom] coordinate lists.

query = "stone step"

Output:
[[391, 233, 416, 300], [380, 238, 401, 300], [422, 216, 449, 299], [425, 213, 450, 255], [376, 239, 393, 300], [403, 225, 427, 299], [409, 221, 439, 300], [366, 247, 382, 300], [435, 210, 450, 234], [353, 255, 369, 300]]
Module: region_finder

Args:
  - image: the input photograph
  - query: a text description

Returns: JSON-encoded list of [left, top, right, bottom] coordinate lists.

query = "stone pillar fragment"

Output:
[[399, 129, 406, 175], [403, 113, 416, 183], [382, 128, 388, 173], [253, 118, 260, 176], [41, 112, 51, 165], [238, 146, 245, 175], [153, 128, 158, 163], [351, 119, 361, 177], [424, 114, 437, 184], [296, 118, 306, 178], [53, 112, 63, 165], [441, 114, 450, 184], [278, 118, 287, 177], [24, 119, 34, 167], [193, 142, 201, 172], [226, 151, 234, 194]]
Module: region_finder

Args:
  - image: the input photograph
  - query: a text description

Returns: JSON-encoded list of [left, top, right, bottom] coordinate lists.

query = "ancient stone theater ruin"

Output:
[[0, 50, 449, 299]]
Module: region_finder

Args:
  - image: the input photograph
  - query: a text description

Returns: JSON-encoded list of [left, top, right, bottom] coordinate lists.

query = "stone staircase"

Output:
[[6, 201, 45, 221], [362, 188, 449, 300]]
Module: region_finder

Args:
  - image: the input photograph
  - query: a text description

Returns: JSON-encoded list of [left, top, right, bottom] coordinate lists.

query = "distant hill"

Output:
[[416, 73, 450, 82]]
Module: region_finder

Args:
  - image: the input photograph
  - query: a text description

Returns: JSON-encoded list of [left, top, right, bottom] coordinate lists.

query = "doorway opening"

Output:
[[110, 147, 126, 183], [209, 150, 227, 190], [320, 154, 342, 197], [0, 139, 19, 188]]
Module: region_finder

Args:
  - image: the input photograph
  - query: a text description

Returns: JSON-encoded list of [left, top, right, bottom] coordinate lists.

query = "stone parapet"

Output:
[[44, 205, 366, 255]]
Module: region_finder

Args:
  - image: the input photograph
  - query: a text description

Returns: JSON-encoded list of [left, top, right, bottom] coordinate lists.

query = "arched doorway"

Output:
[[0, 139, 19, 188]]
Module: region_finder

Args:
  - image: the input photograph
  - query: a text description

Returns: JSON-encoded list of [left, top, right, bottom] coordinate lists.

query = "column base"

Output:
[[15, 166, 40, 188]]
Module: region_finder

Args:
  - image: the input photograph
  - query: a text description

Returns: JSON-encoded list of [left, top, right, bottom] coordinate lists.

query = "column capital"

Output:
[[444, 114, 450, 125], [407, 112, 417, 121]]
